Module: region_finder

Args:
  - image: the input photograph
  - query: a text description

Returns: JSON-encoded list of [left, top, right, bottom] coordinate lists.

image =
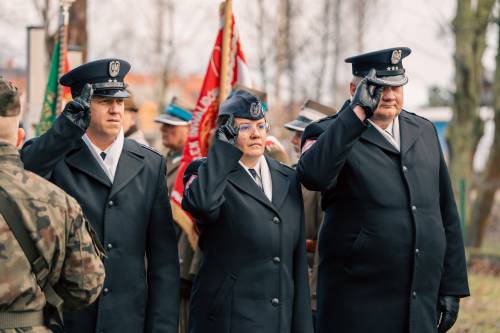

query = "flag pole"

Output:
[[56, 0, 74, 113], [219, 0, 233, 104]]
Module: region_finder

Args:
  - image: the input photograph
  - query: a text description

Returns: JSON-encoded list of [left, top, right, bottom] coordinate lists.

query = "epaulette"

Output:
[[140, 144, 162, 156]]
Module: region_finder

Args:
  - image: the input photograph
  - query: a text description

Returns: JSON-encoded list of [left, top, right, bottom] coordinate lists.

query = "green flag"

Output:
[[36, 41, 60, 136]]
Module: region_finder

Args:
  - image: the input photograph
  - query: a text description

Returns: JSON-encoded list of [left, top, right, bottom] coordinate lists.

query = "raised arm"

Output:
[[21, 84, 93, 177]]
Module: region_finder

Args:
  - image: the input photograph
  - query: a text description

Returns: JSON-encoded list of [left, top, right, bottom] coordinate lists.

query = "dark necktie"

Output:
[[100, 152, 107, 160], [248, 168, 263, 191]]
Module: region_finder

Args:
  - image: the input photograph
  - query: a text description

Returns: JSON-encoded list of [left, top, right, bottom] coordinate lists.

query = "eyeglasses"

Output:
[[237, 122, 270, 133]]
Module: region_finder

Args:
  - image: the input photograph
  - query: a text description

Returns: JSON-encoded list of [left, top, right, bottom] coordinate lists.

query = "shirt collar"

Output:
[[82, 128, 124, 182], [239, 157, 262, 175], [367, 116, 400, 151], [238, 155, 273, 201]]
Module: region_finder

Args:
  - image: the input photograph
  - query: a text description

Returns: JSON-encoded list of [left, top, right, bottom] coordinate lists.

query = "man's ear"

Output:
[[349, 82, 357, 97], [16, 127, 25, 148]]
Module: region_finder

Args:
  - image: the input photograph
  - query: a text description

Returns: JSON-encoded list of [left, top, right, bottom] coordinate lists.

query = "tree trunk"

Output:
[[285, 1, 299, 120], [353, 0, 368, 53], [274, 0, 288, 105], [256, 0, 268, 90], [68, 0, 87, 61], [154, 0, 175, 113], [448, 0, 495, 246], [331, 0, 343, 106], [469, 13, 500, 247], [314, 0, 332, 101]]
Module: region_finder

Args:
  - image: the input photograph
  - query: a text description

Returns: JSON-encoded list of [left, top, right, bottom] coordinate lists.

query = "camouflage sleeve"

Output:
[[54, 196, 105, 311]]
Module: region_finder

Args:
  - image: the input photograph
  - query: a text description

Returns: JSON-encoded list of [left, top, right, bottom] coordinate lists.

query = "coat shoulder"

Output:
[[127, 139, 163, 165], [306, 114, 337, 135], [301, 114, 338, 146], [3, 165, 77, 209], [401, 110, 435, 129], [139, 143, 163, 158], [278, 161, 295, 174], [184, 157, 207, 182]]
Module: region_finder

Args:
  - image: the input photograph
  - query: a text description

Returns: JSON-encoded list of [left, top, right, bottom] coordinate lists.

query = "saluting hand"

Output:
[[350, 68, 383, 119], [215, 114, 239, 145], [62, 83, 93, 131], [437, 295, 460, 332]]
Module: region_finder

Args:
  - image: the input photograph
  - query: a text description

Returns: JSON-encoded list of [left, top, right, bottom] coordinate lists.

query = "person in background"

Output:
[[155, 97, 195, 333], [123, 89, 148, 145], [284, 99, 332, 330]]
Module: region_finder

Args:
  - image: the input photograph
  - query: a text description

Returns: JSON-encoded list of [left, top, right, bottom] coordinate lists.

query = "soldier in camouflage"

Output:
[[0, 77, 106, 332]]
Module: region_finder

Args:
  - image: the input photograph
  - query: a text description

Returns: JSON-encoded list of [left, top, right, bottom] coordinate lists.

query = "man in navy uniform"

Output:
[[297, 48, 469, 333], [21, 59, 180, 333]]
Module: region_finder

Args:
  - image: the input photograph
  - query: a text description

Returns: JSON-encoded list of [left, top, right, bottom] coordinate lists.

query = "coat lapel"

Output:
[[109, 139, 145, 198], [227, 165, 277, 213], [360, 125, 400, 155], [399, 111, 421, 156], [267, 157, 290, 210], [65, 141, 112, 188]]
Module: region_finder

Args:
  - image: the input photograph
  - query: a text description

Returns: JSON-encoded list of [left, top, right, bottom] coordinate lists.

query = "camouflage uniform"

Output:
[[0, 143, 105, 333]]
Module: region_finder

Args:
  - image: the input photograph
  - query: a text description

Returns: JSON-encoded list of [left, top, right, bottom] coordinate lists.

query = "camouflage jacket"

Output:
[[0, 143, 105, 333]]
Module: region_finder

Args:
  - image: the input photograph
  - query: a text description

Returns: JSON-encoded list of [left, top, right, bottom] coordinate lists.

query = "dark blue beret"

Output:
[[218, 89, 265, 120], [345, 47, 411, 86], [60, 58, 131, 98]]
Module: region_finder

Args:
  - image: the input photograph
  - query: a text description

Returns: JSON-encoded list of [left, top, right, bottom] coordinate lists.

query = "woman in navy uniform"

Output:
[[182, 90, 313, 333]]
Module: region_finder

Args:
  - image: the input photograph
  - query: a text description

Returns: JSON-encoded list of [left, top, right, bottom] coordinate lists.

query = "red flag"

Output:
[[61, 49, 72, 108], [170, 9, 250, 248]]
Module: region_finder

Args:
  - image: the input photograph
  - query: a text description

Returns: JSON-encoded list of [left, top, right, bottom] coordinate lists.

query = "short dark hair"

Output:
[[0, 77, 20, 117]]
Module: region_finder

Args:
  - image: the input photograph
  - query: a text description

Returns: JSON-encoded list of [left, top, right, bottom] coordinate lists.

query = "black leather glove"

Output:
[[437, 295, 460, 333], [350, 68, 383, 119], [62, 83, 93, 131], [215, 114, 239, 145]]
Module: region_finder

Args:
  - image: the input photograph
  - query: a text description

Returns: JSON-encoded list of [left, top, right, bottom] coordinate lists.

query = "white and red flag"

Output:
[[170, 1, 251, 248]]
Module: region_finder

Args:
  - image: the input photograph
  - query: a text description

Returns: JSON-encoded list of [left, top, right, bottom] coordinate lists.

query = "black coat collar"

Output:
[[65, 138, 145, 195], [110, 139, 144, 198], [227, 156, 290, 215], [360, 110, 420, 155], [399, 110, 421, 155]]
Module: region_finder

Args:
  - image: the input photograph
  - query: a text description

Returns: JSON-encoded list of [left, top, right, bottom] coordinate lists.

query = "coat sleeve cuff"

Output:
[[337, 105, 369, 134]]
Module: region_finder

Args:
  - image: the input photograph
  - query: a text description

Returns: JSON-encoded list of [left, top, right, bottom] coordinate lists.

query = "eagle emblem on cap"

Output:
[[391, 50, 402, 65], [109, 60, 121, 77], [249, 101, 263, 117]]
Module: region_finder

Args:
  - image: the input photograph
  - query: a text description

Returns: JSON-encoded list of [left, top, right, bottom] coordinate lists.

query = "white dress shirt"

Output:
[[82, 128, 125, 182], [239, 155, 273, 202], [368, 116, 401, 151]]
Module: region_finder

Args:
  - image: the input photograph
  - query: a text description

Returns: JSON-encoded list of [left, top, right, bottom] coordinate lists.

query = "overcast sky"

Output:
[[1, 0, 498, 109]]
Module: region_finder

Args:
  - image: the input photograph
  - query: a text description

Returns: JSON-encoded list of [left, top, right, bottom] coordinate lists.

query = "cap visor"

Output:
[[93, 89, 129, 98], [369, 74, 408, 87], [284, 119, 309, 132], [155, 114, 190, 126]]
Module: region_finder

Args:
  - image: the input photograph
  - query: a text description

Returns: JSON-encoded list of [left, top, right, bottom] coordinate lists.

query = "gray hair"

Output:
[[351, 76, 363, 86]]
